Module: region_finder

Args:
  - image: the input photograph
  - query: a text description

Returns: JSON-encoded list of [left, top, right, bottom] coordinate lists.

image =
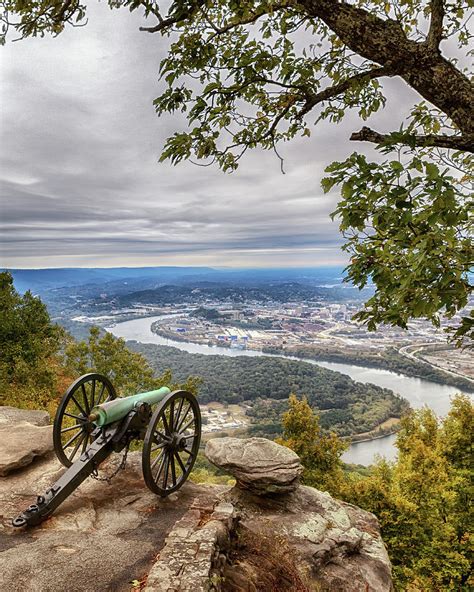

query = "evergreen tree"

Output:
[[0, 271, 67, 409]]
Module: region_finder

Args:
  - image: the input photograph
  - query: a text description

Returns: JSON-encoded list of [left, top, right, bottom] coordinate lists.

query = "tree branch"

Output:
[[206, 6, 286, 39], [53, 0, 75, 23], [350, 126, 474, 153], [302, 0, 474, 137], [297, 65, 394, 118], [139, 0, 205, 33], [427, 0, 445, 49]]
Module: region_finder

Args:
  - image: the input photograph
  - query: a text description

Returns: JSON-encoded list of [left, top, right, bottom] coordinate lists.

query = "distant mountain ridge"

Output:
[[6, 267, 218, 293], [116, 281, 359, 306], [7, 266, 346, 294]]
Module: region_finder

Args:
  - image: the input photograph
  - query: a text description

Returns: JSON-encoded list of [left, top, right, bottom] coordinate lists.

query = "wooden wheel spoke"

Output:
[[61, 423, 82, 434], [175, 404, 191, 432], [180, 418, 195, 434], [163, 454, 170, 489], [151, 442, 167, 452], [170, 454, 177, 487], [154, 455, 166, 481], [151, 449, 165, 470], [90, 380, 96, 408], [70, 394, 87, 418], [81, 384, 91, 415], [68, 431, 86, 461], [63, 428, 84, 449], [169, 400, 175, 431], [64, 412, 85, 422], [174, 451, 186, 474], [174, 397, 185, 428], [182, 447, 193, 457], [162, 412, 172, 436], [96, 383, 106, 406], [155, 430, 169, 442]]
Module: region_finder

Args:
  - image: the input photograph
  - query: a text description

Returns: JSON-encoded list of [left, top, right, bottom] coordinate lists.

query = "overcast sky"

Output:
[[0, 3, 417, 269]]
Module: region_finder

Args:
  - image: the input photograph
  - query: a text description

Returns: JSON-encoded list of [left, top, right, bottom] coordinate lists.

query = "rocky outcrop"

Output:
[[0, 406, 393, 592], [205, 436, 303, 494], [0, 407, 53, 476], [0, 448, 225, 592], [206, 437, 393, 592], [0, 406, 50, 426], [222, 485, 393, 592]]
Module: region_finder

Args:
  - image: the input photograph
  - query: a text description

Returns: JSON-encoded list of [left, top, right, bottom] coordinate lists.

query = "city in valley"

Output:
[[9, 266, 473, 442], [73, 298, 473, 381]]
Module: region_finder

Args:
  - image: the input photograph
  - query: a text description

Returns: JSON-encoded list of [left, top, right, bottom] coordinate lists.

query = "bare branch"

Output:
[[350, 126, 474, 153], [427, 0, 445, 49], [297, 65, 394, 119], [139, 14, 180, 33], [301, 0, 473, 136]]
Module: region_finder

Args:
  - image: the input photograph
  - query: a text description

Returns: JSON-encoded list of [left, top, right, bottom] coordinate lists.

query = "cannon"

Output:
[[12, 373, 201, 528]]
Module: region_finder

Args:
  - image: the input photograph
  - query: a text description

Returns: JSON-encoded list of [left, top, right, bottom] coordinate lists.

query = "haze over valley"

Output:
[[7, 265, 472, 466]]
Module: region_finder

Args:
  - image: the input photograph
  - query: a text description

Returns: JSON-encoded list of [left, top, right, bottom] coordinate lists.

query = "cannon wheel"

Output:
[[142, 390, 201, 496], [53, 373, 117, 467]]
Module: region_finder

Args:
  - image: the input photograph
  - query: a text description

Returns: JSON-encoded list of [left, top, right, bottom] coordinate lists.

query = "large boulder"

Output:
[[0, 422, 54, 476], [0, 406, 50, 427], [205, 437, 303, 495]]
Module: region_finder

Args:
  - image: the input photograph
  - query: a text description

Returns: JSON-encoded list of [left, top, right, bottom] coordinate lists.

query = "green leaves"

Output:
[[65, 326, 174, 397], [326, 150, 473, 343], [344, 396, 474, 590]]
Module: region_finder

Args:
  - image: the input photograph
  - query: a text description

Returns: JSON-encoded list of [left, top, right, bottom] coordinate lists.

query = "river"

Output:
[[105, 315, 468, 466]]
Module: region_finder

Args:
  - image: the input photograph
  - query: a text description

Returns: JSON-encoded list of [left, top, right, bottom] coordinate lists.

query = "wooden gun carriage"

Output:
[[13, 373, 201, 528]]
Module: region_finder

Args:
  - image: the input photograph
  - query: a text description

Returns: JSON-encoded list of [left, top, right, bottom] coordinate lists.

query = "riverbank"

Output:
[[150, 322, 474, 393], [106, 315, 472, 465], [262, 345, 474, 392]]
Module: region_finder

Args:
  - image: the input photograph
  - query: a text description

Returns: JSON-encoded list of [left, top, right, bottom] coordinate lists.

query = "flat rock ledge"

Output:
[[0, 422, 54, 476], [0, 406, 50, 427], [0, 412, 393, 592], [205, 436, 303, 495]]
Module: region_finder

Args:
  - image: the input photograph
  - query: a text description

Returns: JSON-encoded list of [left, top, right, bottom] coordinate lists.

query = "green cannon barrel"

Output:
[[89, 386, 171, 426]]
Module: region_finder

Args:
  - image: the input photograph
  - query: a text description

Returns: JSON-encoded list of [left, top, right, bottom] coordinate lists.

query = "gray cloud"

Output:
[[0, 3, 416, 269]]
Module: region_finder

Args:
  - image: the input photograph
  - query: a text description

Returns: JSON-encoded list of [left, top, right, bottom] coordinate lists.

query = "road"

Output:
[[398, 343, 474, 385]]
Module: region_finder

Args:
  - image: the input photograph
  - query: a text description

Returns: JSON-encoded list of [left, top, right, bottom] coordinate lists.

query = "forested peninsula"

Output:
[[129, 342, 409, 438], [263, 344, 474, 392]]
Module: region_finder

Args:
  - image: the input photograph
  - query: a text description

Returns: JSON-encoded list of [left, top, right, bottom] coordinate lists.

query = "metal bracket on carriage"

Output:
[[12, 373, 202, 528]]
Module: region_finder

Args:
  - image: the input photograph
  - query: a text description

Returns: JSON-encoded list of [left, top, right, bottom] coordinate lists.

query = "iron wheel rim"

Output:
[[142, 390, 201, 497], [53, 373, 116, 467]]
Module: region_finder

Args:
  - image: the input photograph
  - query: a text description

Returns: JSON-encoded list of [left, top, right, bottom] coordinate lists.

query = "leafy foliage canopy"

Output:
[[1, 0, 473, 340]]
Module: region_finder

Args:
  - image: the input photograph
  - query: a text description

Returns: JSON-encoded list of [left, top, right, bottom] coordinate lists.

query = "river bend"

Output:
[[106, 315, 468, 465]]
